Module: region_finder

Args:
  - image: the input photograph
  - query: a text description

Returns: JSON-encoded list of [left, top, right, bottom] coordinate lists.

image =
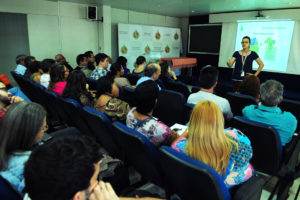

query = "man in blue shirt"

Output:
[[136, 63, 161, 90], [14, 55, 26, 75], [90, 53, 109, 80], [242, 80, 297, 146]]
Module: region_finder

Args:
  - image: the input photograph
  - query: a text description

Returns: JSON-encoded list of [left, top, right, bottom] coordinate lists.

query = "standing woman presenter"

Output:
[[227, 36, 264, 91]]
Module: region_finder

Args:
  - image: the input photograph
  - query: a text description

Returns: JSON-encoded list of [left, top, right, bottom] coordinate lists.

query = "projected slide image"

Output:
[[235, 20, 295, 72]]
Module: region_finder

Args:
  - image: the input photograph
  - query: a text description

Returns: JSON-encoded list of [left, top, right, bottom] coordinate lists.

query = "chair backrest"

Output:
[[153, 89, 186, 126], [164, 80, 190, 99], [191, 86, 200, 94], [61, 99, 92, 135], [279, 98, 300, 132], [45, 90, 69, 123], [226, 92, 257, 116], [50, 126, 82, 138], [182, 103, 195, 125], [230, 116, 282, 175], [126, 74, 140, 85], [82, 106, 120, 158], [87, 78, 98, 90], [122, 87, 136, 107], [0, 175, 22, 200], [159, 146, 230, 200], [112, 121, 163, 186]]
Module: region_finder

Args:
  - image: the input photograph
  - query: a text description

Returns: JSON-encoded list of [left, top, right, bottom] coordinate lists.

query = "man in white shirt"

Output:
[[40, 59, 55, 88], [188, 65, 233, 120], [14, 55, 26, 75]]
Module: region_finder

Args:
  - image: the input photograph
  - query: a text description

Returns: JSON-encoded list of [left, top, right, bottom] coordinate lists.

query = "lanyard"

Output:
[[134, 115, 156, 130]]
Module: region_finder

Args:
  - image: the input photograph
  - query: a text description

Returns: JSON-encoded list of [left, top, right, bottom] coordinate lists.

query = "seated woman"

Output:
[[116, 56, 130, 75], [62, 70, 95, 107], [237, 75, 260, 102], [159, 62, 177, 83], [48, 63, 69, 96], [172, 100, 254, 188], [132, 56, 146, 76], [126, 80, 178, 146], [0, 101, 47, 197], [95, 76, 130, 122], [107, 63, 131, 88], [28, 61, 43, 83]]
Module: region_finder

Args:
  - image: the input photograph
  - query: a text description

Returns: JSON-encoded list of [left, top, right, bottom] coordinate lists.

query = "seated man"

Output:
[[75, 54, 91, 77], [187, 66, 233, 120], [14, 54, 26, 75], [136, 63, 161, 90], [243, 80, 297, 146], [24, 136, 161, 200], [55, 54, 73, 72], [90, 53, 109, 80]]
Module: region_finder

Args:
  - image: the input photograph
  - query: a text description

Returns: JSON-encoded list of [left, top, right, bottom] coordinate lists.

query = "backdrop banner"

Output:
[[118, 23, 181, 72]]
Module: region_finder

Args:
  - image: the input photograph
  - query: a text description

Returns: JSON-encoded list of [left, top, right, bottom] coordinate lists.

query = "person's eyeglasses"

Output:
[[241, 41, 249, 44], [0, 87, 8, 92], [41, 124, 48, 132]]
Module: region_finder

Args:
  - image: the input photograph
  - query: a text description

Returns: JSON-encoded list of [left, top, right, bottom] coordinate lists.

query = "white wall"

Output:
[[111, 7, 188, 62], [0, 0, 101, 68], [0, 0, 188, 67]]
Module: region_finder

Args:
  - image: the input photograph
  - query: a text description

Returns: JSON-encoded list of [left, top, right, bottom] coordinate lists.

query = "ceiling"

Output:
[[50, 0, 300, 17]]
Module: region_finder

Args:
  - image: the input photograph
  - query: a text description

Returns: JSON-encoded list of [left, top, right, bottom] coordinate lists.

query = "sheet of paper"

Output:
[[170, 123, 188, 135]]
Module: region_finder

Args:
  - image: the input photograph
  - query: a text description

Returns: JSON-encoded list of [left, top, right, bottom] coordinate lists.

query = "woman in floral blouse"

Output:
[[95, 76, 130, 122], [172, 100, 254, 188], [126, 80, 178, 147]]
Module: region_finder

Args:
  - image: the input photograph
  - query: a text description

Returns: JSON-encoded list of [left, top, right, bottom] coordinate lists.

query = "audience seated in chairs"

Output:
[[107, 63, 131, 88], [116, 56, 130, 76], [188, 65, 233, 120], [0, 82, 24, 129], [94, 76, 130, 122], [159, 62, 177, 83], [90, 53, 110, 80], [62, 70, 95, 107], [237, 75, 260, 102], [48, 63, 69, 96], [243, 80, 297, 146], [132, 56, 146, 76], [136, 63, 162, 91], [14, 55, 27, 76], [40, 59, 55, 88], [0, 102, 47, 197], [27, 61, 42, 84], [172, 100, 254, 188], [75, 54, 92, 78], [126, 80, 178, 147], [23, 136, 161, 200]]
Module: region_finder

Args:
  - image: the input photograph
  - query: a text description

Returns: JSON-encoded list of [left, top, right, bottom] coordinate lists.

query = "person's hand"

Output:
[[227, 60, 233, 68], [89, 181, 119, 200], [86, 83, 90, 91], [10, 96, 24, 104]]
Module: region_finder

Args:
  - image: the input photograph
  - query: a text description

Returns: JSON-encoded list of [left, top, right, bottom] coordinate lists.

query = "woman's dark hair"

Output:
[[0, 101, 46, 170], [96, 76, 114, 98], [62, 70, 92, 103], [116, 56, 127, 67], [28, 61, 41, 74], [238, 75, 260, 98], [25, 56, 35, 68], [49, 64, 66, 90], [135, 56, 146, 66], [135, 80, 159, 115], [41, 59, 55, 73], [160, 62, 169, 79], [243, 36, 251, 44], [107, 63, 122, 78]]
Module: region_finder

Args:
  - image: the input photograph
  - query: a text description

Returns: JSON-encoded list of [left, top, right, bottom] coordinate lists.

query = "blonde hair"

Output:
[[186, 100, 237, 174]]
